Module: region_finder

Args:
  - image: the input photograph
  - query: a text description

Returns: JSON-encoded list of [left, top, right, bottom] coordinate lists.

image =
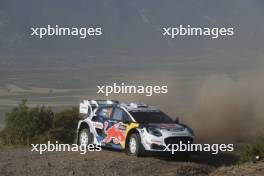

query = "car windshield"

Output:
[[130, 110, 174, 123]]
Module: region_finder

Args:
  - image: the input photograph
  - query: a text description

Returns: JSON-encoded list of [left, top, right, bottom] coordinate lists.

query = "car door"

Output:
[[102, 107, 129, 149], [94, 106, 113, 145]]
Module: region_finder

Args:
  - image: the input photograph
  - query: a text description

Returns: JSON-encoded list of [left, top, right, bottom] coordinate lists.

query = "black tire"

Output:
[[126, 133, 145, 156], [78, 128, 92, 146]]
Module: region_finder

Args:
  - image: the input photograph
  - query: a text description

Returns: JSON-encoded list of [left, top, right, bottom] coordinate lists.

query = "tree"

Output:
[[3, 100, 53, 145], [0, 100, 79, 145], [49, 107, 79, 143]]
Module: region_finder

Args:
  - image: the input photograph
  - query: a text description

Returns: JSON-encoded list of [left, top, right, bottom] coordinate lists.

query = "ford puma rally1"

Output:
[[76, 100, 194, 156]]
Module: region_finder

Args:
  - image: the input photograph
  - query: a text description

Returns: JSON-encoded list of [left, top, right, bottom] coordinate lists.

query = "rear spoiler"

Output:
[[79, 100, 119, 115]]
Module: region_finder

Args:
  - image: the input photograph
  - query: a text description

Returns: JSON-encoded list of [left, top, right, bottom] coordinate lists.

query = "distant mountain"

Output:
[[0, 0, 263, 70]]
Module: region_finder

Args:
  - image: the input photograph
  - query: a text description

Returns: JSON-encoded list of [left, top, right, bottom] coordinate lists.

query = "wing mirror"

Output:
[[174, 117, 179, 123]]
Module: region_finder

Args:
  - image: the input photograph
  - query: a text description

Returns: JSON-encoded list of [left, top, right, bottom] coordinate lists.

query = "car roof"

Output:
[[96, 103, 160, 112], [120, 103, 160, 112]]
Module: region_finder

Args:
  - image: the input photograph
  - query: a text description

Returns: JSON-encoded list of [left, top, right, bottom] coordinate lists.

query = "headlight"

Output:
[[147, 127, 162, 137]]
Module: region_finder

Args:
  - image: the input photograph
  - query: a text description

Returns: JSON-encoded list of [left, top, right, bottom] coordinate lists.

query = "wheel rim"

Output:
[[79, 130, 88, 145], [129, 137, 137, 154]]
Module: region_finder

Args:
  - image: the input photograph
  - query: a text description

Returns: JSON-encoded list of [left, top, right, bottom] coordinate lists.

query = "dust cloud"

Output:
[[108, 68, 264, 143], [188, 70, 264, 143]]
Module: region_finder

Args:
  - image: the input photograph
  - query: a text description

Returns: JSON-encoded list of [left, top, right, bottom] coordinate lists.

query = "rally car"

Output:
[[76, 100, 194, 156]]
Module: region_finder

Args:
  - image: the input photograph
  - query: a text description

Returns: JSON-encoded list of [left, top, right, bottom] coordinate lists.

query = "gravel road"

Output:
[[0, 148, 262, 176]]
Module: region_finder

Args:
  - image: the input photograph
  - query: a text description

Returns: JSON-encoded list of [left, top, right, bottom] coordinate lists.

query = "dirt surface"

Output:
[[210, 161, 264, 176], [0, 148, 262, 176]]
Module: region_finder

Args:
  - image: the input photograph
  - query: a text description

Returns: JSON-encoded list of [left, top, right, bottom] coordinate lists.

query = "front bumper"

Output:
[[139, 128, 194, 151]]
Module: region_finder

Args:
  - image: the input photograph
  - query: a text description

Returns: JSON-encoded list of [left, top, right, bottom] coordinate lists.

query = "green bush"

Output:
[[49, 107, 80, 143], [0, 100, 80, 146], [240, 137, 264, 163], [2, 100, 54, 145]]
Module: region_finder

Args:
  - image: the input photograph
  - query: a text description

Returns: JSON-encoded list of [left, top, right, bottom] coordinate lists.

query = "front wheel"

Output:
[[126, 133, 144, 156], [78, 128, 92, 145]]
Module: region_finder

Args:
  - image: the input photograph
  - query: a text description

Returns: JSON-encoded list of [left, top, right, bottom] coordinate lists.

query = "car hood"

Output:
[[143, 123, 185, 131]]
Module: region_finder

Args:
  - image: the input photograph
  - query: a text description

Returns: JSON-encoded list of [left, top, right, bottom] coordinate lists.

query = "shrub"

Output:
[[240, 137, 264, 163], [2, 100, 53, 145], [0, 100, 80, 146], [49, 107, 80, 143]]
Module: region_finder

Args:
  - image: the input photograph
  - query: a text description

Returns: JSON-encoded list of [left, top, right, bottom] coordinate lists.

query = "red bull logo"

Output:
[[103, 122, 125, 144]]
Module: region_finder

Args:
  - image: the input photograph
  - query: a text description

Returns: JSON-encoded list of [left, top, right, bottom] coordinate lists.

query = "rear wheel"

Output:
[[126, 133, 144, 156], [78, 128, 92, 145]]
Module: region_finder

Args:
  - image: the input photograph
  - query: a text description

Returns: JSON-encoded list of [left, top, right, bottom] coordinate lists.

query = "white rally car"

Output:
[[76, 100, 194, 157]]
